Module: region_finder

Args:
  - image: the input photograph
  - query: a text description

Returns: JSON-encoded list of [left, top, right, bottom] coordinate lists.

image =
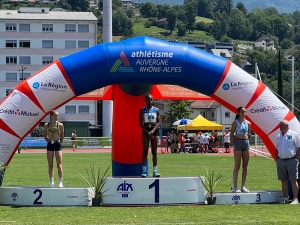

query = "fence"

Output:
[[20, 137, 112, 149]]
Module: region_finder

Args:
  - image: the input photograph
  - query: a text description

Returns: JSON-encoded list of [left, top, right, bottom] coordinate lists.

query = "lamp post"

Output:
[[19, 64, 27, 81], [292, 56, 295, 113]]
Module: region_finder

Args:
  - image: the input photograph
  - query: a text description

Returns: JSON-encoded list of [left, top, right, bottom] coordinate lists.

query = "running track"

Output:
[[19, 147, 260, 157]]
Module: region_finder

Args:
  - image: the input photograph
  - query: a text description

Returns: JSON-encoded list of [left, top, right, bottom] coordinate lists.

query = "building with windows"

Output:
[[0, 7, 98, 127], [255, 36, 275, 50]]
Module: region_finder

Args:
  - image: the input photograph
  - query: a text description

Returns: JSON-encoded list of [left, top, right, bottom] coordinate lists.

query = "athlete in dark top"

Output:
[[139, 93, 161, 177]]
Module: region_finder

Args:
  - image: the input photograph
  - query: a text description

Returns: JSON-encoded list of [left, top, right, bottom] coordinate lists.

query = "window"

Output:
[[19, 24, 30, 32], [6, 73, 17, 81], [65, 105, 76, 114], [42, 24, 53, 32], [19, 40, 30, 48], [19, 73, 31, 80], [211, 112, 215, 119], [6, 23, 16, 31], [42, 56, 53, 64], [65, 24, 76, 32], [78, 41, 89, 48], [156, 103, 164, 110], [6, 57, 17, 64], [19, 56, 30, 65], [42, 40, 53, 48], [6, 89, 13, 96], [78, 24, 89, 32], [79, 105, 89, 114], [225, 112, 230, 118], [6, 40, 17, 48], [65, 40, 76, 49], [200, 111, 207, 118]]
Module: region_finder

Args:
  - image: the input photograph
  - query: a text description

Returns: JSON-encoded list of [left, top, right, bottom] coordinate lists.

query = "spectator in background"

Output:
[[71, 130, 77, 152], [180, 132, 186, 153], [166, 132, 171, 153], [170, 131, 176, 153], [175, 132, 181, 153], [192, 132, 199, 152], [203, 133, 210, 153], [198, 132, 204, 153], [223, 130, 230, 153], [213, 130, 219, 151], [209, 132, 215, 152]]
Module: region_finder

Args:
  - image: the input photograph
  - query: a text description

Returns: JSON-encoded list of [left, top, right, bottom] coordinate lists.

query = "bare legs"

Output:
[[233, 150, 249, 189], [71, 140, 75, 151], [47, 150, 63, 186], [142, 135, 158, 167]]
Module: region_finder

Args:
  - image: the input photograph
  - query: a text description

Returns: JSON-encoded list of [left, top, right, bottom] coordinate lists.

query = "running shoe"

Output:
[[241, 186, 250, 193], [290, 198, 299, 204], [153, 171, 160, 177], [50, 183, 55, 188], [141, 173, 147, 178], [279, 198, 289, 204], [59, 182, 64, 188], [232, 187, 241, 193]]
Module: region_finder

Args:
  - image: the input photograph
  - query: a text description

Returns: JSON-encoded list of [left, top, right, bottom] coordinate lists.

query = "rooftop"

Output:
[[0, 8, 98, 21], [190, 101, 219, 109]]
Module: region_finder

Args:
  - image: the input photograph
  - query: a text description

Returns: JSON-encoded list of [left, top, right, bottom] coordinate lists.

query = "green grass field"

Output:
[[0, 153, 299, 224], [133, 17, 215, 42], [195, 16, 214, 23]]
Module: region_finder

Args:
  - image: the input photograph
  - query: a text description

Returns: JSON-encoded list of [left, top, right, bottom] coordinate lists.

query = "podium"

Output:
[[0, 178, 282, 206]]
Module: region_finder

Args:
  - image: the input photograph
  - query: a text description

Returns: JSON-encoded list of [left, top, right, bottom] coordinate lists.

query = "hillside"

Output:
[[134, 0, 300, 14]]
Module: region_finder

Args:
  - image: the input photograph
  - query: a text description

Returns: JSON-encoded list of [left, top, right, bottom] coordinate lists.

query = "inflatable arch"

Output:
[[0, 36, 300, 176]]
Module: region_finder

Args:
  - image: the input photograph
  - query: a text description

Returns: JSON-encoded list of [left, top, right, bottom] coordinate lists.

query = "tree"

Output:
[[183, 0, 197, 33], [236, 2, 247, 15], [177, 20, 186, 36], [59, 1, 72, 11], [229, 8, 252, 40], [112, 9, 133, 36], [166, 8, 177, 34], [198, 0, 214, 19], [125, 8, 135, 18], [271, 15, 291, 42], [139, 2, 157, 18], [98, 0, 121, 11], [157, 4, 170, 19], [31, 126, 44, 137], [213, 0, 233, 15], [278, 48, 283, 98], [165, 101, 194, 127], [67, 0, 89, 12], [280, 38, 295, 50], [0, 0, 3, 9]]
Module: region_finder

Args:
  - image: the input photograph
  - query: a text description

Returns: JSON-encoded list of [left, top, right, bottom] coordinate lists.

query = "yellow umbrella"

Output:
[[177, 115, 223, 130]]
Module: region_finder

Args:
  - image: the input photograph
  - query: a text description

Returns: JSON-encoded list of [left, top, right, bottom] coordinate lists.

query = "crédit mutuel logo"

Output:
[[0, 108, 39, 116], [250, 105, 286, 113], [110, 51, 134, 72]]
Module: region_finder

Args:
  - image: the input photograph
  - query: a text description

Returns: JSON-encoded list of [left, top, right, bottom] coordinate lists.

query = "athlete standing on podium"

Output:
[[139, 93, 161, 177], [43, 109, 64, 188]]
